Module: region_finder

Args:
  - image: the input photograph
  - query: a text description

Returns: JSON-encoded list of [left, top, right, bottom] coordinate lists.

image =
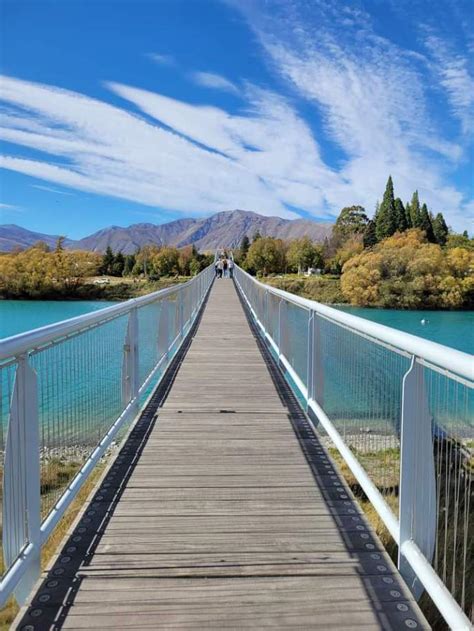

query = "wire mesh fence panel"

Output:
[[137, 301, 162, 388], [0, 266, 213, 602], [266, 292, 280, 343], [283, 301, 310, 389], [316, 316, 411, 508], [0, 362, 21, 578], [423, 366, 473, 618], [234, 265, 473, 627], [29, 314, 128, 521]]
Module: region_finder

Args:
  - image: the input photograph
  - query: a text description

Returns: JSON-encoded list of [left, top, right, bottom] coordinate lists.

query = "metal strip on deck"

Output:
[[16, 280, 429, 630]]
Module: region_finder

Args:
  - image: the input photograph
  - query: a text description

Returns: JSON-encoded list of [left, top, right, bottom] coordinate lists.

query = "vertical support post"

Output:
[[278, 299, 288, 365], [121, 307, 139, 407], [158, 299, 170, 362], [399, 356, 436, 599], [306, 311, 314, 404], [313, 314, 324, 406], [178, 290, 185, 338], [3, 354, 41, 604], [263, 290, 268, 335]]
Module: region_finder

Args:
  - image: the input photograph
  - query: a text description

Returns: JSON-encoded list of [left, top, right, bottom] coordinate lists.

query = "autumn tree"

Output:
[[153, 247, 180, 277], [246, 237, 286, 276], [287, 237, 320, 273], [341, 229, 474, 309]]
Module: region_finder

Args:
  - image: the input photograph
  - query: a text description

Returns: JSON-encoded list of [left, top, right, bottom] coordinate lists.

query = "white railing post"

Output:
[[178, 290, 185, 338], [398, 356, 437, 599], [121, 307, 139, 407], [158, 299, 170, 361], [3, 354, 41, 605], [278, 299, 288, 366], [306, 311, 315, 404]]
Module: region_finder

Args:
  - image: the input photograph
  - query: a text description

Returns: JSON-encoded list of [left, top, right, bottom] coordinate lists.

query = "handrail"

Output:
[[236, 267, 473, 381], [234, 264, 472, 630], [0, 277, 195, 361], [0, 264, 214, 607]]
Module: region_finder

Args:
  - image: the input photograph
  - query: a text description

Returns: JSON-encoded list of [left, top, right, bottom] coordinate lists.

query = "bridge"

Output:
[[0, 264, 472, 629]]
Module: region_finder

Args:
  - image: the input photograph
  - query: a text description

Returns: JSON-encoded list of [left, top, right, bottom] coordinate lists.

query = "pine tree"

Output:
[[375, 176, 397, 241], [419, 204, 435, 242], [240, 235, 250, 257], [404, 202, 412, 228], [112, 251, 125, 276], [123, 254, 136, 276], [363, 220, 377, 248], [101, 246, 115, 275], [432, 213, 448, 245], [410, 191, 421, 227], [394, 198, 407, 232], [252, 231, 262, 242]]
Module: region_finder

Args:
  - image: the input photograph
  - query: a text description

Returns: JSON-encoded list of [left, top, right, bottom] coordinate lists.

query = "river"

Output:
[[1, 300, 473, 354]]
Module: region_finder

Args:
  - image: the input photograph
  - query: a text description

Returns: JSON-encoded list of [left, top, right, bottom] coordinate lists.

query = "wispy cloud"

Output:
[[31, 184, 74, 195], [191, 71, 239, 94], [232, 0, 472, 230], [424, 33, 474, 135], [0, 74, 331, 219], [0, 202, 23, 212], [146, 53, 176, 67]]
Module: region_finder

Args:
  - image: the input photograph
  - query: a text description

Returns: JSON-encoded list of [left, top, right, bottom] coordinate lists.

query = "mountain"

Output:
[[0, 224, 76, 252], [0, 210, 333, 253]]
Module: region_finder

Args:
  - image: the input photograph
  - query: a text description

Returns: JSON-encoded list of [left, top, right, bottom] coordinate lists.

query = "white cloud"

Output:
[[191, 72, 239, 94], [424, 34, 474, 135], [232, 1, 472, 231], [0, 202, 22, 213], [31, 184, 74, 195], [1, 74, 327, 219], [146, 53, 176, 67]]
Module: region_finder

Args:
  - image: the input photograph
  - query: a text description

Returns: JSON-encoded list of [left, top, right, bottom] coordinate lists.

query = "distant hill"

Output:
[[0, 225, 76, 252], [0, 210, 333, 253]]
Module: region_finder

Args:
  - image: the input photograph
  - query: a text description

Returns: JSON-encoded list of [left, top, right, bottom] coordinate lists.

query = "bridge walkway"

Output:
[[16, 279, 428, 629]]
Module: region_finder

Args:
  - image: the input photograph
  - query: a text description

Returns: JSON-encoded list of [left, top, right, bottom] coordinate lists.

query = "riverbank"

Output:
[[264, 274, 347, 304], [0, 275, 190, 301]]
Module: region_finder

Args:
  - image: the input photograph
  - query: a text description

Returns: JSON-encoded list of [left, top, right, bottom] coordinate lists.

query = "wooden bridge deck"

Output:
[[17, 279, 428, 630]]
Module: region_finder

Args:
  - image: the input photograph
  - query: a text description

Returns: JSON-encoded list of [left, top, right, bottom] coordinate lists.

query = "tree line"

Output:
[[0, 241, 214, 299], [98, 244, 213, 279], [234, 176, 473, 309]]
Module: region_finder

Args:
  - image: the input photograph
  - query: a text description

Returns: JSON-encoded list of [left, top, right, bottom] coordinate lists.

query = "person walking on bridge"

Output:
[[228, 257, 234, 279], [216, 258, 223, 278], [223, 258, 229, 278]]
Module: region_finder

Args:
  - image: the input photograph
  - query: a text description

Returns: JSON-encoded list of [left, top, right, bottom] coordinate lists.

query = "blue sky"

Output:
[[0, 0, 473, 238]]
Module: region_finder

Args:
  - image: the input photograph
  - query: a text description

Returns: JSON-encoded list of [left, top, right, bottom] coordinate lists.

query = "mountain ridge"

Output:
[[0, 210, 333, 253]]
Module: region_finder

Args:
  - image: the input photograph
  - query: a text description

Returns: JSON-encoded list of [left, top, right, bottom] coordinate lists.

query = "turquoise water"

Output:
[[0, 300, 116, 339], [1, 300, 472, 355], [335, 307, 474, 355]]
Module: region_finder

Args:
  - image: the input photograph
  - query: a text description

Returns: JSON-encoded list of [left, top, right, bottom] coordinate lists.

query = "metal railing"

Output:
[[234, 265, 473, 630], [0, 265, 214, 607]]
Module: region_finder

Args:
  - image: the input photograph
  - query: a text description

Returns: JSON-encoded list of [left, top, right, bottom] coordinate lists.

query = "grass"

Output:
[[0, 462, 106, 631]]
